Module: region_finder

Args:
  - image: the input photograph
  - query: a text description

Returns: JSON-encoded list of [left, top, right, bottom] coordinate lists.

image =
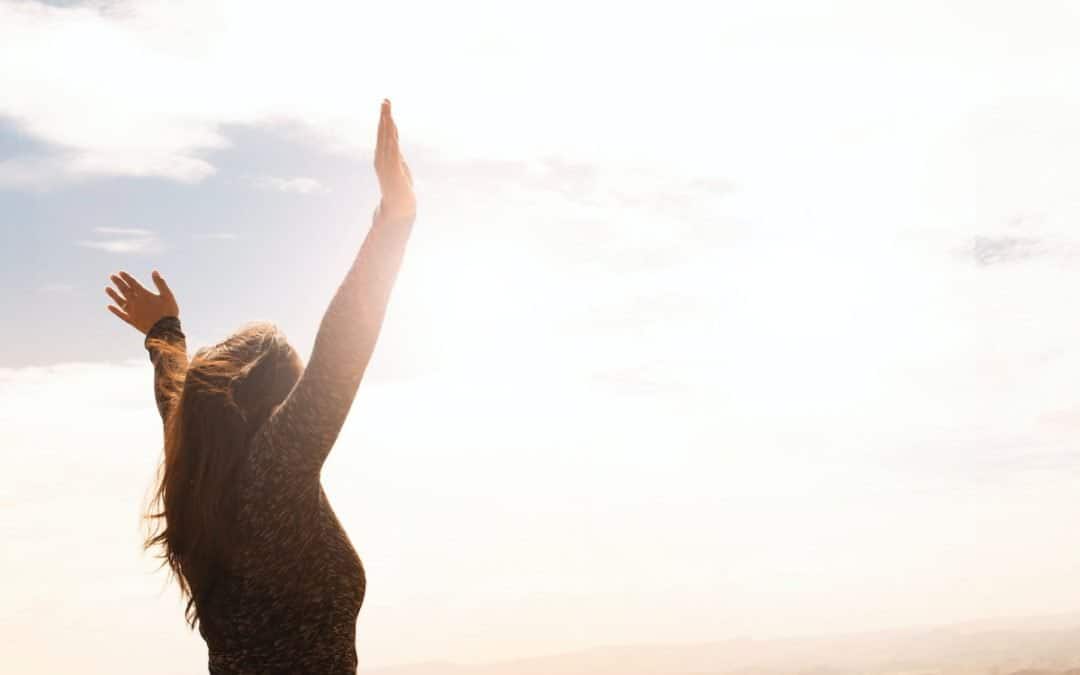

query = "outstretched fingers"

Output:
[[110, 273, 132, 296], [107, 304, 136, 328], [105, 286, 126, 307], [119, 271, 150, 296]]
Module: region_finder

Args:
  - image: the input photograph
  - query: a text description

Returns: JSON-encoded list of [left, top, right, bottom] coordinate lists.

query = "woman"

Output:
[[104, 100, 415, 674]]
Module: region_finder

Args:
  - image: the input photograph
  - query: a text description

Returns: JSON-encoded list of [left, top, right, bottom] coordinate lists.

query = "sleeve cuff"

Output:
[[144, 316, 184, 349]]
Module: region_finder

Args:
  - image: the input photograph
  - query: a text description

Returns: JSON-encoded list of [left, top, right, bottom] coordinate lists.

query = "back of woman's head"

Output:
[[146, 321, 302, 627], [185, 322, 301, 429]]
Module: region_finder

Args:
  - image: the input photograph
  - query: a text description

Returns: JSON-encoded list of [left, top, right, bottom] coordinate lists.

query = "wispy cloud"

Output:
[[968, 235, 1046, 267], [252, 176, 327, 195], [94, 227, 152, 236], [7, 0, 1066, 197], [0, 144, 213, 190], [958, 230, 1080, 268], [78, 227, 161, 254]]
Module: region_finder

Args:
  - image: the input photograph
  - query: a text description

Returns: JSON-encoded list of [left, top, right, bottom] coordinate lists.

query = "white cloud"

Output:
[[4, 0, 1079, 208], [78, 239, 158, 253], [78, 226, 161, 253], [252, 175, 327, 195], [0, 151, 210, 189]]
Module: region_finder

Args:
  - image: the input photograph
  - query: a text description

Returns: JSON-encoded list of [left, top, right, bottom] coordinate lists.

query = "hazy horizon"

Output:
[[5, 0, 1080, 673]]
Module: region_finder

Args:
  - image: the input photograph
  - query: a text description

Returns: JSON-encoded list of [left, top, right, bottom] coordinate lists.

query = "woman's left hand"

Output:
[[105, 270, 180, 335], [374, 99, 416, 224]]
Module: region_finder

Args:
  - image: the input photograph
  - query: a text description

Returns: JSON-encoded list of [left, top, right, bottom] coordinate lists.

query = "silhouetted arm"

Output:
[[252, 100, 415, 486], [144, 316, 188, 424], [256, 209, 414, 478]]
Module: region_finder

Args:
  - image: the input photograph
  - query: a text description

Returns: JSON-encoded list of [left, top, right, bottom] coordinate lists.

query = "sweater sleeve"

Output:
[[144, 315, 188, 425], [252, 210, 414, 483]]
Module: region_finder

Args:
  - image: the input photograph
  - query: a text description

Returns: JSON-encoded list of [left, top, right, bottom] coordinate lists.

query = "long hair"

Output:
[[144, 322, 301, 628]]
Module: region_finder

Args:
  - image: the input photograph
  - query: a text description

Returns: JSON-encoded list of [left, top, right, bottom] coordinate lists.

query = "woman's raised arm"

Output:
[[255, 99, 416, 479], [106, 270, 187, 424]]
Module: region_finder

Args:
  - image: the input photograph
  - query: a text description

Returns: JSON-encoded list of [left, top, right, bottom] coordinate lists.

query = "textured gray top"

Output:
[[145, 216, 412, 674]]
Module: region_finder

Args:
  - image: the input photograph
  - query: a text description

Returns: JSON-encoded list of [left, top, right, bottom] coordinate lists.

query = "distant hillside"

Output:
[[366, 617, 1080, 675]]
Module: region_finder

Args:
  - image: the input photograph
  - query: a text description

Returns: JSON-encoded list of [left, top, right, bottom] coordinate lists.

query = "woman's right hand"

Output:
[[374, 99, 416, 223], [105, 270, 180, 335]]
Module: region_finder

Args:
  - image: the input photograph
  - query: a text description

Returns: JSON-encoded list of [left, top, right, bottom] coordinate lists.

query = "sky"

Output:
[[4, 0, 1080, 672]]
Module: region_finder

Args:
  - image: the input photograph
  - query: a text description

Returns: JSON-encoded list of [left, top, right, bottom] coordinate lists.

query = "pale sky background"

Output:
[[4, 0, 1080, 672]]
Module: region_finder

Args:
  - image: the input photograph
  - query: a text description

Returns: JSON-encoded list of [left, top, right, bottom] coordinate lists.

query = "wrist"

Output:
[[374, 200, 416, 226], [145, 315, 183, 342]]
